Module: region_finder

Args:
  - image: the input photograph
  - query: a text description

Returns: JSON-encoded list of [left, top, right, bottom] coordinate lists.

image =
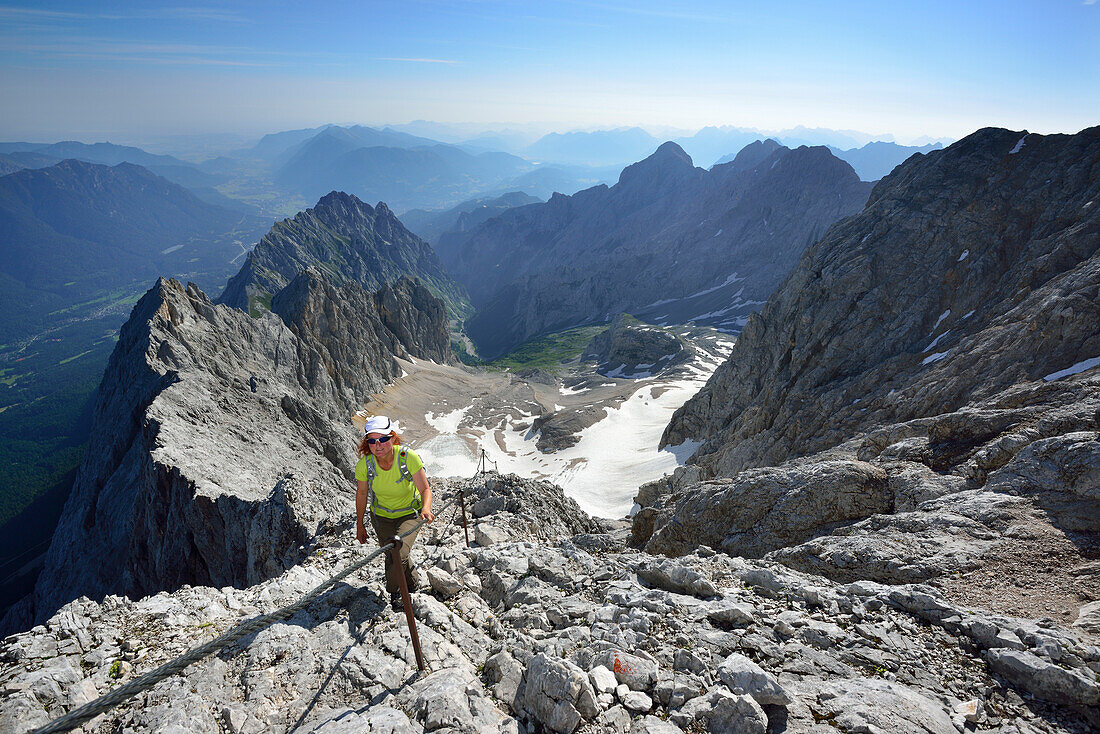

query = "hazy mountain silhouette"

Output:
[[525, 127, 662, 167], [399, 191, 542, 244], [445, 141, 872, 358], [826, 141, 944, 181], [275, 129, 534, 211], [0, 160, 262, 341]]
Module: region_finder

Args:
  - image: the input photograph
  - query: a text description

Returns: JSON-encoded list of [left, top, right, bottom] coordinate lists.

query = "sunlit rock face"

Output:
[[219, 190, 467, 318], [8, 269, 452, 633], [3, 475, 1099, 733]]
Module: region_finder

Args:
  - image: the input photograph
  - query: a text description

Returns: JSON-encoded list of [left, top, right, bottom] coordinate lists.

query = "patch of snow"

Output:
[[684, 272, 745, 301], [425, 406, 468, 434], [922, 350, 950, 365], [551, 378, 712, 517], [924, 330, 951, 353], [861, 233, 871, 243], [418, 434, 479, 479], [604, 364, 628, 378], [640, 296, 677, 309], [851, 398, 861, 405], [399, 369, 408, 379], [559, 382, 588, 396], [161, 244, 185, 255], [931, 310, 951, 334], [714, 229, 722, 237], [1043, 355, 1100, 382], [963, 310, 975, 319], [1009, 135, 1027, 155], [957, 249, 969, 262]]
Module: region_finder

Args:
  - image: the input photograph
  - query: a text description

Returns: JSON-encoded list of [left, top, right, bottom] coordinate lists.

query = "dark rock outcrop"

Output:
[[581, 314, 687, 378], [8, 270, 452, 631], [442, 141, 871, 359], [218, 190, 468, 319], [638, 127, 1100, 597]]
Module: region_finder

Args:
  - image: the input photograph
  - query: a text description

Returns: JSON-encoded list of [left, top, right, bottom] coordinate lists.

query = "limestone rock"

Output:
[[715, 652, 792, 706], [665, 127, 1100, 477], [10, 270, 453, 632], [1073, 600, 1100, 638], [515, 653, 595, 733], [985, 648, 1100, 708], [813, 678, 957, 734], [219, 190, 467, 319], [637, 460, 891, 557]]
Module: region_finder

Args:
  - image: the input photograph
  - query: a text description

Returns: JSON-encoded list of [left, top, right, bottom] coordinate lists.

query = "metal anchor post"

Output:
[[458, 490, 470, 548], [391, 535, 425, 671]]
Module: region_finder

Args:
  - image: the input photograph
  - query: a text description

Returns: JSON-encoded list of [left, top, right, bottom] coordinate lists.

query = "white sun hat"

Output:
[[362, 415, 396, 436]]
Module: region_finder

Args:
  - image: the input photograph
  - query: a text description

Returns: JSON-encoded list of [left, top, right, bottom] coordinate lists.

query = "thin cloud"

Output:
[[557, 0, 731, 23], [159, 7, 250, 23], [0, 6, 85, 19], [375, 57, 460, 64]]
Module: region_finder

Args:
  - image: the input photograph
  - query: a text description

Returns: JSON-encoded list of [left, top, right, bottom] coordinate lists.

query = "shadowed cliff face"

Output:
[[635, 128, 1100, 607], [8, 270, 452, 632], [440, 141, 872, 359], [663, 127, 1100, 477], [218, 190, 468, 319]]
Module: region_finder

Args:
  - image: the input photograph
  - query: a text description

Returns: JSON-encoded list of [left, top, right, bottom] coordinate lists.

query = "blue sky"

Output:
[[0, 0, 1097, 143]]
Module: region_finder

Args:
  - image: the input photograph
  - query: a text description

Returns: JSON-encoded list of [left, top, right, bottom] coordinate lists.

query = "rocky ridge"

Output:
[[3, 270, 453, 635], [637, 127, 1100, 626], [441, 141, 871, 359], [3, 475, 1097, 733], [663, 126, 1100, 478], [218, 191, 468, 319]]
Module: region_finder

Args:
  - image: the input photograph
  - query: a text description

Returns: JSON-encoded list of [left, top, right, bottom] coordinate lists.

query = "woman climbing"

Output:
[[354, 415, 434, 610]]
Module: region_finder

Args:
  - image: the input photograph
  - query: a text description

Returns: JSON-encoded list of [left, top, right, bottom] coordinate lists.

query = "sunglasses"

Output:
[[366, 435, 393, 445]]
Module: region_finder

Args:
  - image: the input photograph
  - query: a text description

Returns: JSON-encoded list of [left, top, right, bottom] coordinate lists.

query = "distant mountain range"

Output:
[[399, 191, 542, 244], [0, 140, 238, 212], [521, 126, 953, 170], [219, 190, 469, 320], [828, 141, 943, 181], [525, 127, 662, 167], [715, 140, 944, 182], [272, 126, 540, 211], [0, 159, 265, 342], [252, 124, 442, 166], [443, 140, 872, 359]]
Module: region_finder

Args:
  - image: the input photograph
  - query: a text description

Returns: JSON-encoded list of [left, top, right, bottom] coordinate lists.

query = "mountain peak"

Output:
[[217, 191, 467, 318], [652, 140, 693, 164], [616, 141, 695, 187]]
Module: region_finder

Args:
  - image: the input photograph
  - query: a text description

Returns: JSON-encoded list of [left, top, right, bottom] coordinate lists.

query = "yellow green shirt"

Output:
[[355, 447, 424, 518]]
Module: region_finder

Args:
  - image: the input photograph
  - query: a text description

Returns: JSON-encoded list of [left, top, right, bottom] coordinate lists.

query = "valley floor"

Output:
[[359, 328, 734, 518]]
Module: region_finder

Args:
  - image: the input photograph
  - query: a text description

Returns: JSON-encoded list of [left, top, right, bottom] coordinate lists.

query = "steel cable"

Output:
[[27, 493, 462, 734]]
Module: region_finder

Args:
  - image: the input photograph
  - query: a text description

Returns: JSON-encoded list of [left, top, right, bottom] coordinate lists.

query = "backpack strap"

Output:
[[367, 449, 421, 516], [397, 448, 413, 484]]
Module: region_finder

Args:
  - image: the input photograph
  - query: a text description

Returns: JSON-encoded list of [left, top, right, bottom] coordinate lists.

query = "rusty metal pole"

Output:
[[390, 536, 425, 671], [459, 490, 470, 548]]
